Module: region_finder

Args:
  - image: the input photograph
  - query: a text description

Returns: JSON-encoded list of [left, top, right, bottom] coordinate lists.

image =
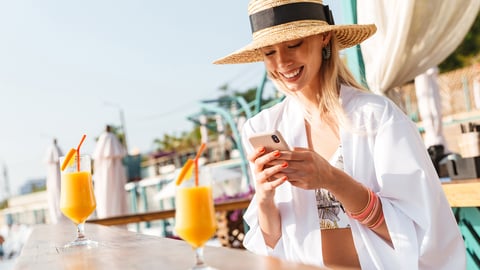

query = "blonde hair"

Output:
[[268, 33, 367, 128]]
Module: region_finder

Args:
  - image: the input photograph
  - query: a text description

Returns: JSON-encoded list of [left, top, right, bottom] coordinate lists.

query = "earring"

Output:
[[322, 43, 331, 60]]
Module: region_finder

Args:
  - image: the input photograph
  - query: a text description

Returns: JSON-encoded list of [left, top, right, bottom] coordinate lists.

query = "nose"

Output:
[[275, 49, 293, 68]]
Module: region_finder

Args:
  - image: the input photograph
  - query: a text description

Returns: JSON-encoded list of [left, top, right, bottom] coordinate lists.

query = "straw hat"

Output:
[[214, 0, 376, 64]]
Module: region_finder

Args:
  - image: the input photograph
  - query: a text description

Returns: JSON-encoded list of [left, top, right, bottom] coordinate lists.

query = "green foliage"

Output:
[[32, 185, 46, 193], [439, 12, 480, 72], [233, 87, 259, 103], [218, 85, 276, 106], [0, 199, 7, 209], [153, 128, 201, 153]]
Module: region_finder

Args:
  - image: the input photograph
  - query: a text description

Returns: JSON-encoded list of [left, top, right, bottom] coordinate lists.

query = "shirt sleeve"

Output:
[[242, 195, 287, 258]]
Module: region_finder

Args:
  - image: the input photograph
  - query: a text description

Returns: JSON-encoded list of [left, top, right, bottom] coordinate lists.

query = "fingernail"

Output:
[[274, 150, 281, 157], [281, 162, 288, 168], [259, 147, 266, 153], [281, 176, 288, 181]]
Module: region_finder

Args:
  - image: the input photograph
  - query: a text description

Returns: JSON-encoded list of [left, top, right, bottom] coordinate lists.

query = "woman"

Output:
[[214, 0, 465, 269]]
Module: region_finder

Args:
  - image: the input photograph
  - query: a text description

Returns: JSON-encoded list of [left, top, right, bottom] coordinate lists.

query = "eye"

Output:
[[263, 49, 275, 56], [288, 40, 303, 49]]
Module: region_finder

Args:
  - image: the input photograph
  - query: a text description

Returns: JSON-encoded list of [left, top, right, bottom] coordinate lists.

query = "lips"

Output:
[[280, 66, 303, 80]]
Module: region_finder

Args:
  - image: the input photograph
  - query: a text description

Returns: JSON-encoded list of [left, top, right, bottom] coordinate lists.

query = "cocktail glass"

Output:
[[59, 154, 97, 248], [174, 169, 217, 270]]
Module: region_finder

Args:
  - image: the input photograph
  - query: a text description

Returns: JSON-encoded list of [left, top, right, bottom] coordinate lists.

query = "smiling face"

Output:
[[261, 34, 330, 93]]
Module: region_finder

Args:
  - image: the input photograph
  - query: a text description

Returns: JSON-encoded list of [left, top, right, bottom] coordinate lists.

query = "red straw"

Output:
[[76, 134, 87, 171], [194, 143, 206, 186]]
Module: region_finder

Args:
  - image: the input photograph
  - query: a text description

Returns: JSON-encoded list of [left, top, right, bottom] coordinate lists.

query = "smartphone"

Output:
[[248, 130, 291, 152]]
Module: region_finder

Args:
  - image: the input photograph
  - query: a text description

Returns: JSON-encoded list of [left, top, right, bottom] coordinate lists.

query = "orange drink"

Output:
[[59, 153, 98, 248], [175, 185, 217, 248], [174, 148, 217, 269], [60, 171, 96, 224]]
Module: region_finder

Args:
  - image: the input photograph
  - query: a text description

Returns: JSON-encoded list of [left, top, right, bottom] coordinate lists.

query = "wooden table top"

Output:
[[13, 179, 478, 270], [13, 223, 333, 270], [441, 178, 480, 207]]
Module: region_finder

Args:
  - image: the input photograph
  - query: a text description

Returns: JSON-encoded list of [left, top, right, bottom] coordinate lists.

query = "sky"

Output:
[[0, 0, 341, 200]]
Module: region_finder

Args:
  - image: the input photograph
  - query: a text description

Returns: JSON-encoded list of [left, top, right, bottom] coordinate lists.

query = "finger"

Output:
[[265, 159, 287, 167], [248, 147, 266, 163], [268, 176, 288, 189], [254, 150, 282, 172], [270, 172, 287, 181], [256, 160, 287, 184]]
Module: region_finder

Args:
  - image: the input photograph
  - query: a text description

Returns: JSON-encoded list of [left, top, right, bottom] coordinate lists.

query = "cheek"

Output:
[[263, 58, 275, 69], [304, 52, 322, 72], [263, 61, 278, 78]]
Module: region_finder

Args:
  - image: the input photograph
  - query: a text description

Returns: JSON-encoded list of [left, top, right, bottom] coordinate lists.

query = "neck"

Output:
[[295, 83, 322, 120]]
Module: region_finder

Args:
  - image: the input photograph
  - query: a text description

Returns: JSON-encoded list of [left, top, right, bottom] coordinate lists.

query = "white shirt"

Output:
[[241, 85, 466, 269]]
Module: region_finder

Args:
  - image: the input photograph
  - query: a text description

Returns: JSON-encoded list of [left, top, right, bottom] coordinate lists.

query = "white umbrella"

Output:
[[44, 138, 66, 224], [92, 126, 129, 219]]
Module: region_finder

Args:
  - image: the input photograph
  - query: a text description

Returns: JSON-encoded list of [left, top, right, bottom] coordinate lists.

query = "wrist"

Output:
[[322, 165, 345, 192], [257, 196, 276, 209]]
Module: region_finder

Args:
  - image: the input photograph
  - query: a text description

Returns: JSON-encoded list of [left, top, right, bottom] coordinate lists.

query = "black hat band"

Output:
[[249, 2, 335, 33]]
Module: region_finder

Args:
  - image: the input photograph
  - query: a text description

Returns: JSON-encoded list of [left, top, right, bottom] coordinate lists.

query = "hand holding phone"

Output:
[[248, 130, 291, 153]]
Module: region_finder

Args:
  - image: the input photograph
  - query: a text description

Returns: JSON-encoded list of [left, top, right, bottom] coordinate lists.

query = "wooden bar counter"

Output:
[[13, 181, 479, 270], [440, 178, 480, 269], [13, 222, 331, 270], [441, 178, 480, 207]]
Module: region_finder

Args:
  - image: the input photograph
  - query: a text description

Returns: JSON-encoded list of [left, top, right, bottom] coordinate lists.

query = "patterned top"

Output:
[[315, 145, 351, 229]]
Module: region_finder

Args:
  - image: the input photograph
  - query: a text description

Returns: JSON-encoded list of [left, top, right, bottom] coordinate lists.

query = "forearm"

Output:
[[258, 199, 282, 248], [325, 167, 392, 244]]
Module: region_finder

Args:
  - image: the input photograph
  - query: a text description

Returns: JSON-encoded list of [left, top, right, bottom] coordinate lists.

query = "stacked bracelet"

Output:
[[347, 189, 375, 220], [347, 188, 385, 230], [368, 211, 385, 229]]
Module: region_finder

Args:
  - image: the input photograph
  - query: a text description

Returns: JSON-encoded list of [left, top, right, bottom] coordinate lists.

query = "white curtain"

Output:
[[358, 0, 480, 94]]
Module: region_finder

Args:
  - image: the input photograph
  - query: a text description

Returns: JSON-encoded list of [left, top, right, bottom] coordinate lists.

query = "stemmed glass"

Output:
[[174, 167, 217, 270], [59, 154, 98, 248]]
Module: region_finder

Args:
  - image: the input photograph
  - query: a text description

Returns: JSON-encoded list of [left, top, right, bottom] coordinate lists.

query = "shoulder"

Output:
[[341, 85, 392, 113], [341, 85, 409, 124]]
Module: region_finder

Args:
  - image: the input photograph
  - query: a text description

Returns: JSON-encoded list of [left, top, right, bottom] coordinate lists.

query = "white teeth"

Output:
[[281, 68, 300, 79]]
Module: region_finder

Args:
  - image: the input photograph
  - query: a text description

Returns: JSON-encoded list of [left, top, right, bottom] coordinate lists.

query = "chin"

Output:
[[283, 83, 303, 92]]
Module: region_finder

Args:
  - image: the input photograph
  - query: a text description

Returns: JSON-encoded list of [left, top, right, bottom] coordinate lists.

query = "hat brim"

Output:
[[214, 21, 376, 64]]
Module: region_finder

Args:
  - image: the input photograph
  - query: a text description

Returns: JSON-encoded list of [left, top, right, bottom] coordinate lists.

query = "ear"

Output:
[[322, 31, 332, 45]]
